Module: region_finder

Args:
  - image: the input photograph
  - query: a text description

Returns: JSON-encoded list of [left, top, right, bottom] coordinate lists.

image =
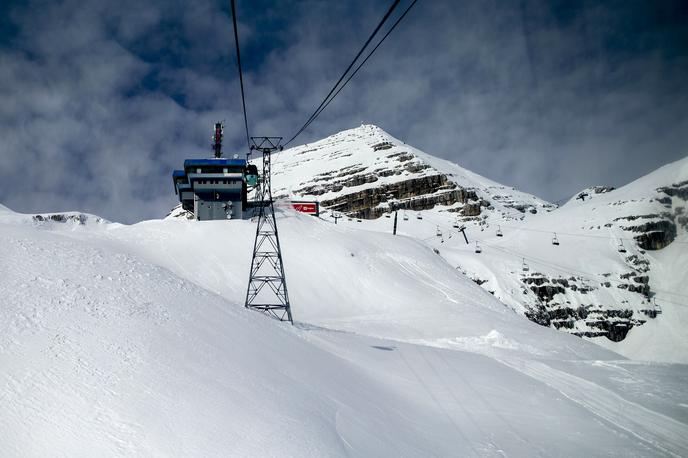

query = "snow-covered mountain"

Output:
[[269, 124, 555, 220], [268, 125, 688, 359], [2, 201, 688, 455], [2, 125, 687, 455]]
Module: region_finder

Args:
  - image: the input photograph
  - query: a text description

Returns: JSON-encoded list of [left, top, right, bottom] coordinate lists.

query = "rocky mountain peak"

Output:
[[270, 124, 555, 221]]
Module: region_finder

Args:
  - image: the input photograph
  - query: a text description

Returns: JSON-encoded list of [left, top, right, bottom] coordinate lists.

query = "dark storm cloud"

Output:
[[1, 0, 687, 222]]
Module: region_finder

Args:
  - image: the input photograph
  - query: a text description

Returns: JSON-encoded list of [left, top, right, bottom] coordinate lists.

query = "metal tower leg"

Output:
[[244, 137, 293, 324]]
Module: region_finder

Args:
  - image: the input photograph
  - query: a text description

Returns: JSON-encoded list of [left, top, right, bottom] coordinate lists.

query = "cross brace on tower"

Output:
[[244, 136, 293, 323]]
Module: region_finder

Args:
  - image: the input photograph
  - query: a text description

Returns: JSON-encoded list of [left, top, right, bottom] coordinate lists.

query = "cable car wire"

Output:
[[476, 238, 688, 302], [284, 0, 402, 147], [496, 223, 688, 244], [289, 0, 420, 144], [231, 0, 251, 151]]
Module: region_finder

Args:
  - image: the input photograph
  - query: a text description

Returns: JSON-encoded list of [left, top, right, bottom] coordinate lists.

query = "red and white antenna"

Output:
[[212, 122, 223, 158]]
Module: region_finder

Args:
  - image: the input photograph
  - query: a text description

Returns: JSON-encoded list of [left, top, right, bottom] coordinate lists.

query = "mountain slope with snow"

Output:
[[2, 204, 688, 456], [269, 124, 554, 220], [269, 125, 688, 361], [432, 155, 688, 361]]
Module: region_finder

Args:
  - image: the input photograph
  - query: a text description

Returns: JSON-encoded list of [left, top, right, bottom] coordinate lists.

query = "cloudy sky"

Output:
[[1, 0, 687, 223]]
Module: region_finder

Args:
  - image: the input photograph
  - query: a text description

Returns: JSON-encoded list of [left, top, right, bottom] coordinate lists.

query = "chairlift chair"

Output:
[[522, 258, 529, 272], [436, 226, 442, 237], [496, 225, 503, 237], [453, 219, 460, 229], [474, 241, 482, 253], [652, 297, 662, 315], [618, 241, 627, 253], [552, 232, 560, 246], [403, 211, 409, 221], [416, 213, 423, 220]]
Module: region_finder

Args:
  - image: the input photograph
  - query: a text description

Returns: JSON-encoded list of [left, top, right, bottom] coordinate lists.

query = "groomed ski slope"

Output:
[[1, 204, 687, 456]]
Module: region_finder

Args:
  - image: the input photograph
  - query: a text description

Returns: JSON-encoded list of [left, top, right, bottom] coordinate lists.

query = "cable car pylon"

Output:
[[244, 136, 293, 324]]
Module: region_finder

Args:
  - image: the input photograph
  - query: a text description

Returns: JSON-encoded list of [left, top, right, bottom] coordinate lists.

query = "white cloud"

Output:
[[0, 0, 686, 222]]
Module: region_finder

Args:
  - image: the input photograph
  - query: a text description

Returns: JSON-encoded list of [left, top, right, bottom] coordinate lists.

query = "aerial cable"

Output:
[[477, 239, 688, 301], [496, 224, 688, 244], [294, 0, 420, 140], [284, 0, 402, 147], [231, 0, 251, 152]]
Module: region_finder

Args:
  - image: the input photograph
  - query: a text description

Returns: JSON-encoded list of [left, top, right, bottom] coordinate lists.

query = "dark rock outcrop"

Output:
[[520, 272, 654, 342], [615, 213, 677, 250], [319, 174, 480, 219], [32, 213, 105, 225]]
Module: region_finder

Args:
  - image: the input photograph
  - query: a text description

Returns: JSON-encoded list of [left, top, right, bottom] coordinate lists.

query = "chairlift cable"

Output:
[[496, 223, 688, 244], [479, 239, 688, 300], [284, 0, 402, 147], [288, 0, 420, 144], [230, 0, 251, 151]]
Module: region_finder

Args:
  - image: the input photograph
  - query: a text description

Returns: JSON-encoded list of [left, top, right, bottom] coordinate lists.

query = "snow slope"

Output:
[[266, 125, 688, 363], [2, 205, 688, 456], [428, 156, 688, 362], [595, 229, 688, 362]]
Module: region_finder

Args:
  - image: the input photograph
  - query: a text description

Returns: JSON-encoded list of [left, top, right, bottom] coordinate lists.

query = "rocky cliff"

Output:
[[269, 124, 554, 223]]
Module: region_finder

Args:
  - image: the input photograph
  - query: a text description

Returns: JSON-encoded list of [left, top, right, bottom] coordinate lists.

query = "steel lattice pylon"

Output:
[[244, 137, 293, 323]]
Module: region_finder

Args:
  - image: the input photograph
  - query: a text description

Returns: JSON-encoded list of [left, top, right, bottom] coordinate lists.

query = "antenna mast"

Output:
[[213, 122, 223, 158]]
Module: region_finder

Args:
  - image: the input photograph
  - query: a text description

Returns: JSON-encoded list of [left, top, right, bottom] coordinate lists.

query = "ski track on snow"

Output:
[[494, 357, 688, 457]]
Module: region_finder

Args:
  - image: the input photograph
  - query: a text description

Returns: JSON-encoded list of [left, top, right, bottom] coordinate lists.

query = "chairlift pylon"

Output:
[[552, 232, 560, 246]]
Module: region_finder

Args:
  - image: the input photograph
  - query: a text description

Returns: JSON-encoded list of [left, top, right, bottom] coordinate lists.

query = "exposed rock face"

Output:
[[658, 179, 688, 200], [271, 124, 553, 222], [319, 174, 480, 219], [32, 213, 105, 225], [575, 186, 615, 202], [615, 214, 677, 250], [604, 180, 688, 250], [631, 220, 677, 250], [165, 204, 194, 220], [521, 271, 653, 341], [460, 202, 482, 216]]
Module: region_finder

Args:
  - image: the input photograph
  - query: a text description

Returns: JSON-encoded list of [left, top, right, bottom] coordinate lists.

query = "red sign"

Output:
[[292, 202, 318, 214]]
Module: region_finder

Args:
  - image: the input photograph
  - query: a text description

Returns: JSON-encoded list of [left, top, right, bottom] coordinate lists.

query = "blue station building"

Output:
[[172, 123, 258, 220]]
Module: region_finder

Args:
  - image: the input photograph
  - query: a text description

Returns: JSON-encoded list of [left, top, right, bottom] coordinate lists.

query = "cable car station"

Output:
[[172, 123, 258, 220]]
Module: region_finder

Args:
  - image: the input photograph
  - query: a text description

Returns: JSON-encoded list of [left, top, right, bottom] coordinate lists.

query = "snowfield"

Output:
[[1, 202, 687, 456], [267, 126, 688, 362]]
